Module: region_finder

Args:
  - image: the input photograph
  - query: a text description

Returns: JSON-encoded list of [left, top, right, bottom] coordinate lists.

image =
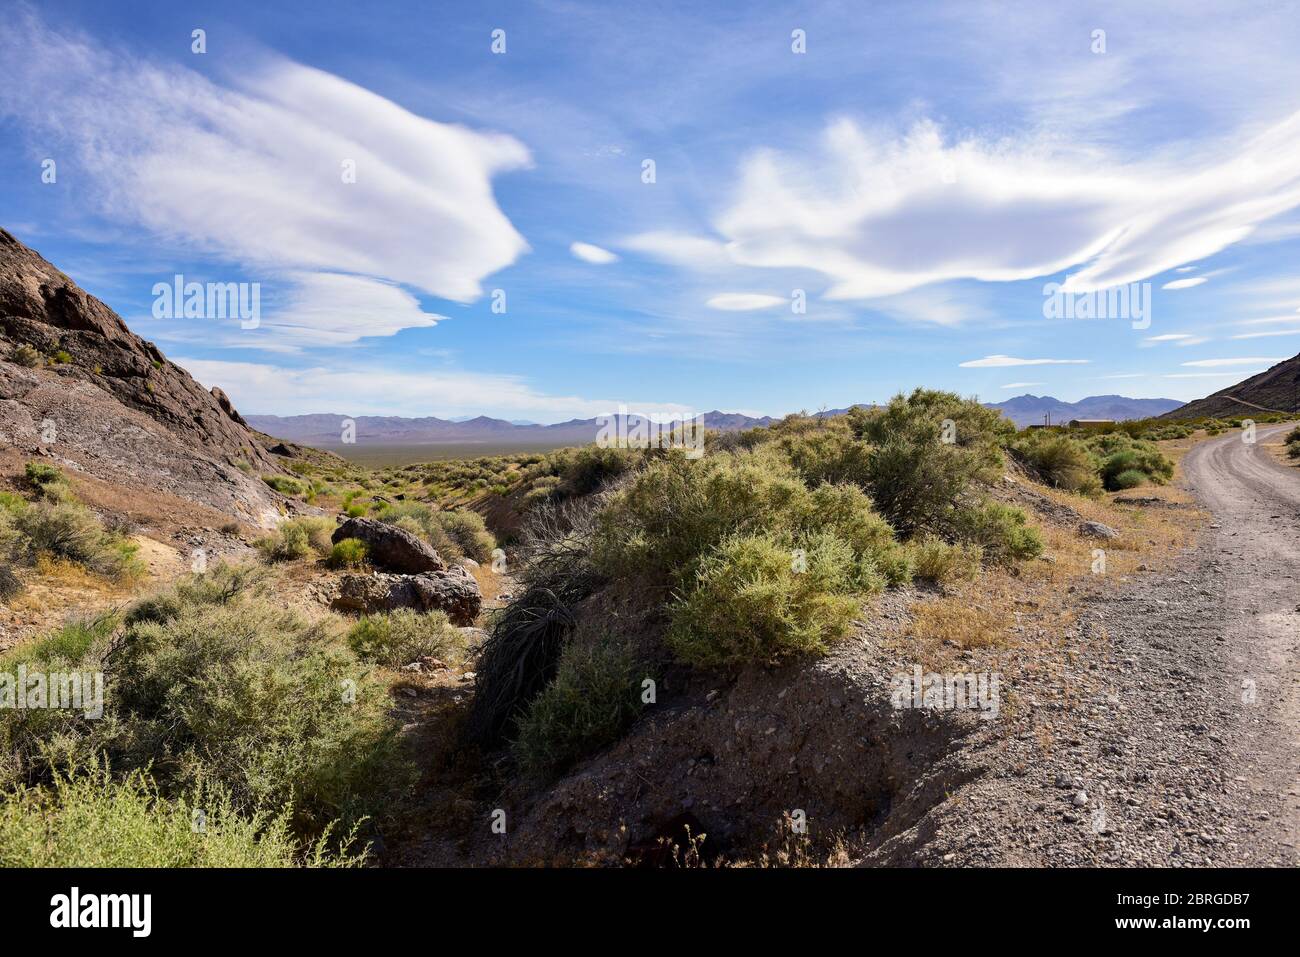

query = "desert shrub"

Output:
[[8, 500, 142, 581], [0, 766, 361, 867], [775, 423, 869, 486], [1288, 440, 1300, 459], [1011, 434, 1102, 495], [1285, 426, 1300, 444], [24, 462, 63, 489], [103, 574, 407, 833], [512, 637, 644, 778], [949, 501, 1042, 564], [592, 449, 811, 590], [345, 609, 464, 667], [909, 537, 982, 584], [1110, 468, 1148, 490], [10, 344, 40, 368], [800, 482, 909, 589], [254, 516, 333, 562], [327, 538, 367, 569], [666, 531, 860, 668], [1090, 435, 1173, 491], [855, 389, 1011, 536], [545, 445, 639, 498], [434, 509, 495, 563], [262, 475, 308, 496]]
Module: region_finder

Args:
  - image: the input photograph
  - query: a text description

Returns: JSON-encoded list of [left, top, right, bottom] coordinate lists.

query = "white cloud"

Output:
[[1162, 277, 1207, 290], [1180, 357, 1285, 367], [1001, 382, 1046, 389], [1144, 333, 1210, 347], [629, 111, 1300, 302], [0, 11, 530, 344], [1174, 266, 1198, 273], [621, 231, 733, 269], [1231, 328, 1300, 339], [705, 293, 787, 311], [959, 355, 1089, 368], [1164, 372, 1261, 378], [570, 241, 619, 264], [267, 273, 444, 345], [177, 357, 694, 421]]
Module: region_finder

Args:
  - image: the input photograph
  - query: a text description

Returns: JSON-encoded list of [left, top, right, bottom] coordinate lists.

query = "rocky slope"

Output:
[[0, 228, 285, 525], [1160, 354, 1300, 419]]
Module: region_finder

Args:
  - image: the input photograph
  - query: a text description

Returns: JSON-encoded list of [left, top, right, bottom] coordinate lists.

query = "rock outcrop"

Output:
[[0, 230, 288, 525], [331, 517, 446, 574], [330, 568, 481, 625]]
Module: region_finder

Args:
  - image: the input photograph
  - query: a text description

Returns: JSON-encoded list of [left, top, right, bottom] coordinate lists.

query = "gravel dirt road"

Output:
[[898, 424, 1300, 866]]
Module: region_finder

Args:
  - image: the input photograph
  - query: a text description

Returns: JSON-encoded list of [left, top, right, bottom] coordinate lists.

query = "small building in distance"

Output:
[[1067, 418, 1115, 428]]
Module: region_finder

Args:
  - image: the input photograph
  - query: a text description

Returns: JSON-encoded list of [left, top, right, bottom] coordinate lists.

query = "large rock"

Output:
[[331, 517, 445, 574], [331, 568, 481, 625], [1078, 520, 1120, 540]]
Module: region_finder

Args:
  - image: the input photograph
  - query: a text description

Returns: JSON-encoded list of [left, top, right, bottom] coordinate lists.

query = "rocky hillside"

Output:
[[0, 228, 285, 525], [1159, 354, 1300, 419]]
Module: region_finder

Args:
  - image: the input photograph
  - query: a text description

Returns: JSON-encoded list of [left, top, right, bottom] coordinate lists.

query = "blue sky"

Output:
[[3, 0, 1300, 421]]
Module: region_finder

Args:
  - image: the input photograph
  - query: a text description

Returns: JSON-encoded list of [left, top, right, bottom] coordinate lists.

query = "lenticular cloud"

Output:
[[0, 11, 531, 319]]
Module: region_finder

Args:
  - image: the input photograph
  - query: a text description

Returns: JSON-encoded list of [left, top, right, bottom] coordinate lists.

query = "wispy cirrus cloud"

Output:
[[570, 242, 619, 264], [0, 10, 530, 345], [1180, 356, 1285, 367], [628, 110, 1300, 303], [959, 355, 1089, 368], [705, 293, 787, 311]]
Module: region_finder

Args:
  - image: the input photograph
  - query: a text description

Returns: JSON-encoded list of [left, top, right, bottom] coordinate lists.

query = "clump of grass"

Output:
[[513, 636, 645, 778], [253, 516, 334, 562], [327, 537, 367, 569], [0, 491, 143, 583], [909, 537, 982, 584], [262, 475, 308, 497], [0, 564, 22, 601], [345, 609, 464, 667], [10, 344, 41, 368]]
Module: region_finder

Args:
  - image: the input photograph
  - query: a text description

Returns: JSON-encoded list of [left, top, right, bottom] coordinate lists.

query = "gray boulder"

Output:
[[331, 568, 481, 625], [1078, 520, 1120, 540], [331, 517, 445, 573]]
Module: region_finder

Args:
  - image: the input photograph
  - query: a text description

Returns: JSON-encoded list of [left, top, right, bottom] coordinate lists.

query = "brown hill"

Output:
[[0, 228, 286, 525], [1159, 353, 1300, 419]]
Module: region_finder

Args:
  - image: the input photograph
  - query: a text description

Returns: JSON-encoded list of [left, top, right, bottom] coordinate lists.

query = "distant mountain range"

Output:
[[985, 394, 1183, 427], [245, 410, 778, 449], [1159, 353, 1300, 419], [249, 394, 1187, 450]]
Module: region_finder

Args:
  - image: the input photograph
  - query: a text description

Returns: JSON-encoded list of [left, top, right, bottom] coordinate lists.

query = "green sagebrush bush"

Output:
[[345, 608, 465, 667], [667, 530, 860, 668], [0, 563, 410, 841], [0, 764, 361, 867], [254, 516, 334, 562]]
